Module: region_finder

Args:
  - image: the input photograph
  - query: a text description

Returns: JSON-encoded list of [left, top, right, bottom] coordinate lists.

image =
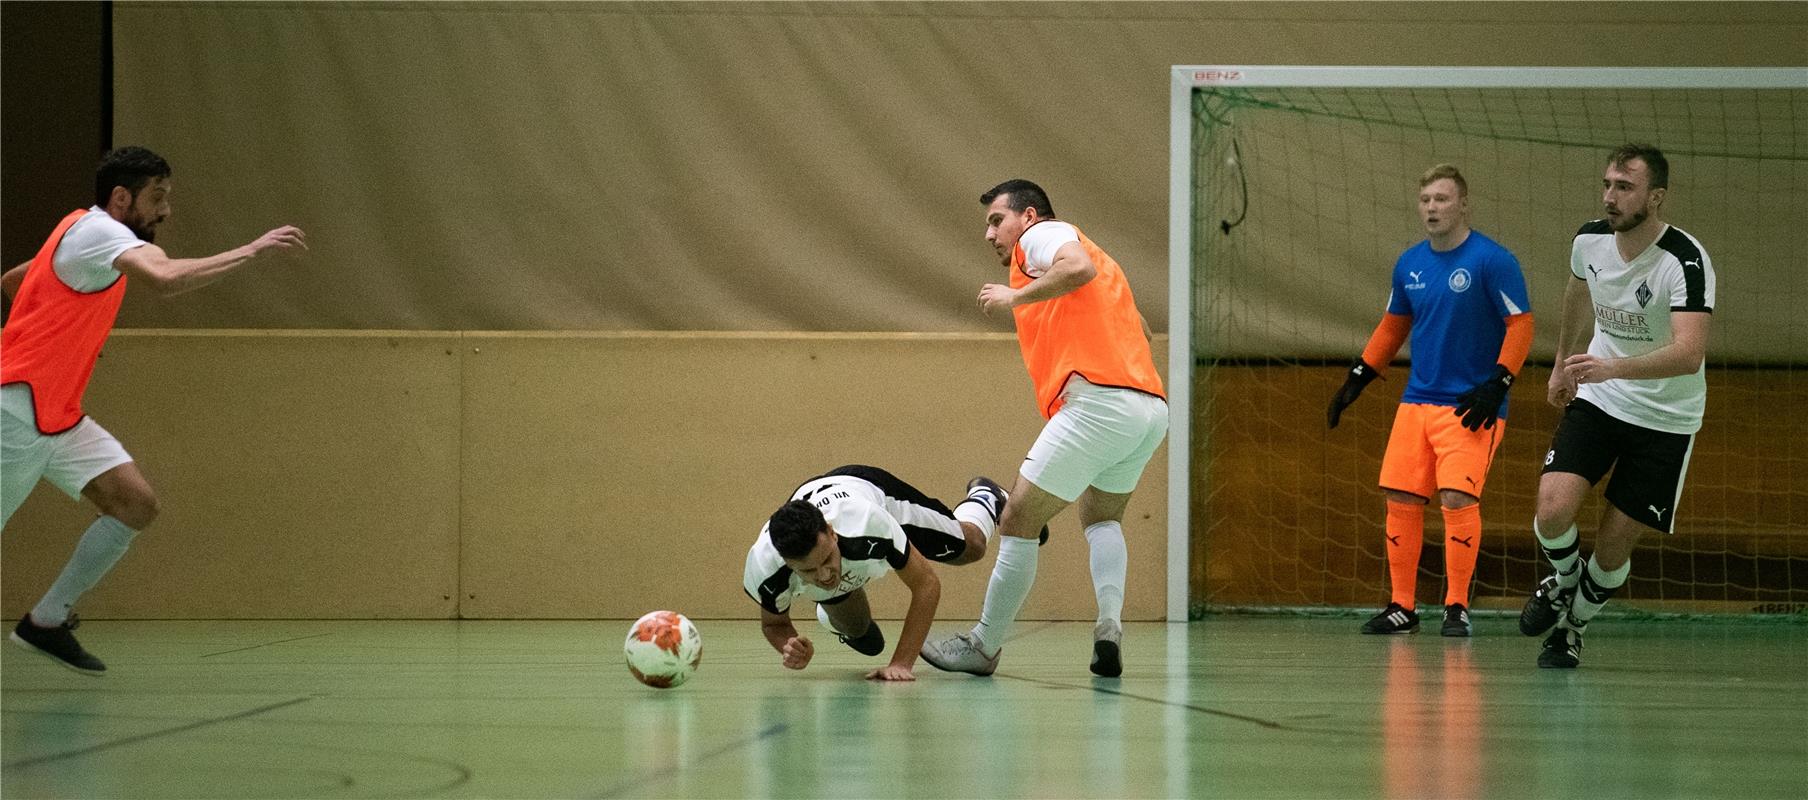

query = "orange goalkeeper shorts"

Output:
[[1378, 403, 1506, 501]]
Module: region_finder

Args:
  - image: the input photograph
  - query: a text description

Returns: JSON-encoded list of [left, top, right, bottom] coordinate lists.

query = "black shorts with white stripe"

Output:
[[1542, 399, 1694, 533]]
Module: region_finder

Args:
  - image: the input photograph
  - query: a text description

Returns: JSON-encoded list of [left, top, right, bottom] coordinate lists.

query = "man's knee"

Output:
[[1535, 478, 1588, 532], [1000, 479, 1067, 539], [1439, 490, 1478, 509], [95, 484, 159, 530], [952, 539, 987, 565]]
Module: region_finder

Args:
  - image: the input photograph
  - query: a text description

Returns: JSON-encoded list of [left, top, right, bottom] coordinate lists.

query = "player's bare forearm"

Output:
[[1553, 276, 1593, 361], [1013, 252, 1096, 307], [760, 615, 799, 654], [890, 585, 939, 670], [887, 557, 941, 672], [114, 225, 305, 296], [1567, 313, 1710, 383], [1597, 344, 1701, 379]]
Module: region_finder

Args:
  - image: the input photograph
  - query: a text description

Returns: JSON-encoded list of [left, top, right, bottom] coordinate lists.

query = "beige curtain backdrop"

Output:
[[106, 1, 1805, 333]]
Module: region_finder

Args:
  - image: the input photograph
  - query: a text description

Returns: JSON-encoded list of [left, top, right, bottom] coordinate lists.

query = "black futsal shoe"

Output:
[[1519, 573, 1576, 636], [1361, 603, 1420, 635], [10, 614, 106, 675], [1441, 604, 1472, 637]]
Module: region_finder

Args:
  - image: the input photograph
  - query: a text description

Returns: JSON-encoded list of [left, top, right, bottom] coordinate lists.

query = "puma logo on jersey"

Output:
[[934, 544, 957, 559], [1648, 505, 1667, 521], [1463, 476, 1479, 489], [1449, 535, 1474, 549], [1587, 264, 1602, 279], [1386, 534, 1400, 546]]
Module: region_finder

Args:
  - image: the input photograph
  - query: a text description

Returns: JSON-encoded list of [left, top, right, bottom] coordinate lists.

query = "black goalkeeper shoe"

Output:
[[1361, 603, 1420, 635], [1441, 604, 1472, 637]]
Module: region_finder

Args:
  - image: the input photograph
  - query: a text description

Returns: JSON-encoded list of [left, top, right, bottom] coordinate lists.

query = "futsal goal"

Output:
[[1167, 66, 1808, 621]]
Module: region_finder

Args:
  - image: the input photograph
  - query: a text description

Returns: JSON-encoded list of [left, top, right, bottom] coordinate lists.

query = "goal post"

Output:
[[1168, 66, 1808, 621]]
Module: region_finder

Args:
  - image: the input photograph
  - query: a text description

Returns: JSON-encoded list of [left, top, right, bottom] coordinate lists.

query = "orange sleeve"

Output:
[[1359, 313, 1411, 375], [1497, 312, 1534, 375]]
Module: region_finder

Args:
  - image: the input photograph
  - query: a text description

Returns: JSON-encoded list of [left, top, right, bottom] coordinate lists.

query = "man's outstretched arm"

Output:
[[112, 225, 306, 297]]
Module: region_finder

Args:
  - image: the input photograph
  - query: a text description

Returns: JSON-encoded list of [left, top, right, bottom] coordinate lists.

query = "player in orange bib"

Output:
[[921, 179, 1167, 677], [1, 147, 305, 674]]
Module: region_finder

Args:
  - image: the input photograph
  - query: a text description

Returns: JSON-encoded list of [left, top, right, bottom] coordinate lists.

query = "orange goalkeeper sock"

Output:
[[1385, 500, 1424, 609], [1442, 504, 1482, 606]]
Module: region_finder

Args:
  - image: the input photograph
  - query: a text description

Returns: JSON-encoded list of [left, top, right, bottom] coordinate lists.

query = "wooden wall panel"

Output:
[[4, 332, 1169, 621], [2, 332, 463, 619], [1192, 364, 1806, 613], [456, 333, 1168, 621]]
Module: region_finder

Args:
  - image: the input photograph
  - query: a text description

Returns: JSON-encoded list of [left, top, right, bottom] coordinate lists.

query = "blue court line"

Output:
[[199, 632, 337, 658], [591, 721, 790, 799], [2, 696, 315, 769], [999, 674, 1290, 730]]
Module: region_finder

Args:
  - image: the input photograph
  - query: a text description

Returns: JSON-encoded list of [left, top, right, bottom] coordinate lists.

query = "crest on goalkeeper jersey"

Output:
[[1448, 268, 1472, 293]]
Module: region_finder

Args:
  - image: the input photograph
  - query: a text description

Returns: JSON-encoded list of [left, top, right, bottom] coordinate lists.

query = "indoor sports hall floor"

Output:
[[3, 616, 1804, 799]]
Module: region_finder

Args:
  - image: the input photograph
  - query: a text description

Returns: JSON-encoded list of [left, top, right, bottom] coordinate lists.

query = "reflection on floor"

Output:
[[3, 617, 1804, 798]]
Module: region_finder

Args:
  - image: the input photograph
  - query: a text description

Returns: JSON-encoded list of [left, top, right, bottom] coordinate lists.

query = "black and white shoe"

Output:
[[963, 477, 1007, 522], [1441, 604, 1472, 637], [1090, 619, 1123, 678], [1537, 623, 1584, 669], [1519, 573, 1576, 636], [835, 623, 886, 657], [1361, 603, 1420, 635], [10, 614, 106, 675], [962, 476, 1048, 546]]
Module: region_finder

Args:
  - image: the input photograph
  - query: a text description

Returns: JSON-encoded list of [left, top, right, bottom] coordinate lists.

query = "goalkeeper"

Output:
[[1326, 164, 1533, 637]]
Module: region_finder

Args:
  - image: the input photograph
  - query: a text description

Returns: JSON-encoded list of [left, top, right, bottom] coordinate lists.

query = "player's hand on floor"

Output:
[[781, 636, 813, 670], [866, 663, 916, 681]]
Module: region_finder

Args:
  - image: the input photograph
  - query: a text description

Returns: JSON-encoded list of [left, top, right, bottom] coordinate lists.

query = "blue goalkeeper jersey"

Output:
[[1385, 230, 1530, 416]]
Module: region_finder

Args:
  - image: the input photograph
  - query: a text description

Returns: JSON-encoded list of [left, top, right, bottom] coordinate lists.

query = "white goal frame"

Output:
[[1164, 65, 1808, 622]]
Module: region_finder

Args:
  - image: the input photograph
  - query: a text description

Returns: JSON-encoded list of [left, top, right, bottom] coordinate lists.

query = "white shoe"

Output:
[[920, 632, 1000, 676]]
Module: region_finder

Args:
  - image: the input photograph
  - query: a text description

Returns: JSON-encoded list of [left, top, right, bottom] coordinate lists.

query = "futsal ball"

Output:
[[624, 610, 702, 689]]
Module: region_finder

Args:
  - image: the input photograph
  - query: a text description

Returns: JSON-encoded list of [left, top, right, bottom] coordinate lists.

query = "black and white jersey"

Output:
[[1570, 220, 1715, 434], [742, 474, 912, 615]]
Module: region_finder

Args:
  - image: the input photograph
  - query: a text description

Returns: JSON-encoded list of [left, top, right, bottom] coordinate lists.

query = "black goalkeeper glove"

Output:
[[1453, 365, 1515, 431], [1326, 358, 1381, 429]]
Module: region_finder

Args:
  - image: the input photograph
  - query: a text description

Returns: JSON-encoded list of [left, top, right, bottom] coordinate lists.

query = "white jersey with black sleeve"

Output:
[[741, 475, 912, 615], [1570, 220, 1716, 434]]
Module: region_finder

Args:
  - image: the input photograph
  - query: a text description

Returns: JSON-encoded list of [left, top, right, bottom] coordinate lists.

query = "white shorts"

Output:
[[1020, 377, 1169, 503], [1, 385, 133, 527]]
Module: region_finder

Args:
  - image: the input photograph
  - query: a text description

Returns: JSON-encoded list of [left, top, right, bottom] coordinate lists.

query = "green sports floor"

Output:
[[3, 616, 1803, 799]]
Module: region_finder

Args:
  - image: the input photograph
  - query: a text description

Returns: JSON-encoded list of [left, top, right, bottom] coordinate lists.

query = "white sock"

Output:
[[31, 515, 138, 626], [1534, 519, 1582, 590], [1085, 520, 1127, 625], [953, 499, 997, 544], [971, 536, 1039, 655], [1570, 554, 1630, 627]]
